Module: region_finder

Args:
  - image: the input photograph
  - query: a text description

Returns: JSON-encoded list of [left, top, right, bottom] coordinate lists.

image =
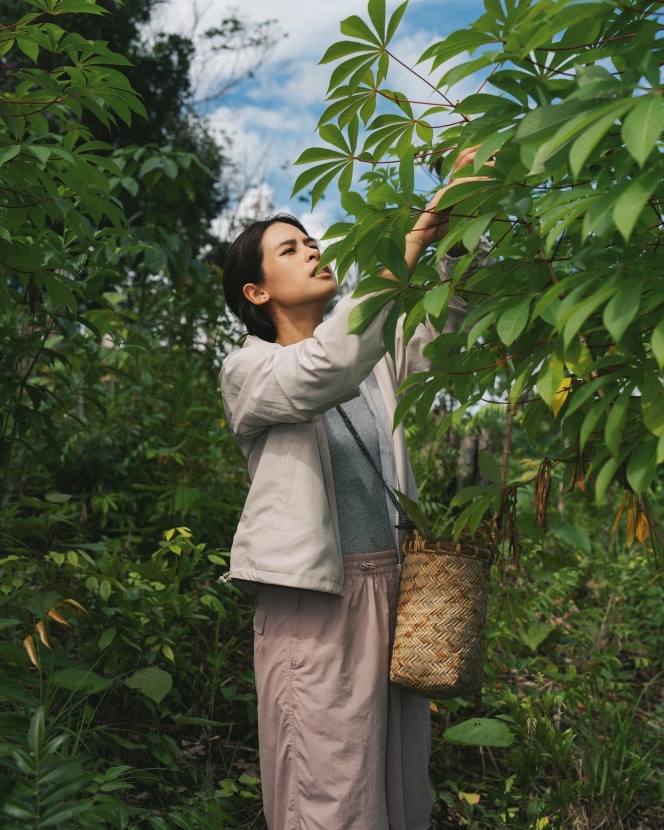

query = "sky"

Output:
[[152, 0, 485, 241]]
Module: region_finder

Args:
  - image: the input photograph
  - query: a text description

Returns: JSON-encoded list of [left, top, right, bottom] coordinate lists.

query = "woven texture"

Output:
[[390, 534, 494, 699]]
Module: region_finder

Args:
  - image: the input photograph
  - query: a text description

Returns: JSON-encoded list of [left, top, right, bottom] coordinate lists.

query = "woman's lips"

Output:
[[311, 266, 332, 278]]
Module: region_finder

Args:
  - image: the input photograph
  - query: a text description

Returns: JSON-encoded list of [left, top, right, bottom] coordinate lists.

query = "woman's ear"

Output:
[[243, 282, 270, 306]]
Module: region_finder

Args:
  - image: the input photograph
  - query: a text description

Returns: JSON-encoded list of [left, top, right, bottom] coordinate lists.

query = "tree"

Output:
[[294, 0, 664, 554]]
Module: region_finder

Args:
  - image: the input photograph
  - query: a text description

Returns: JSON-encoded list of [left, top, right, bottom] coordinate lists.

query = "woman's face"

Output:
[[242, 222, 338, 314]]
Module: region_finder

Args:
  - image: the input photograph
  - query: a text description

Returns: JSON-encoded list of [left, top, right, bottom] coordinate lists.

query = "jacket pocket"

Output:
[[253, 606, 267, 635], [272, 441, 303, 528]]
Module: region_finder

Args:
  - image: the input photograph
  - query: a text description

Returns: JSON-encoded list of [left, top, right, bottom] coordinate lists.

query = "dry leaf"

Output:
[[61, 598, 86, 612], [534, 458, 552, 534], [626, 498, 635, 547], [23, 635, 38, 667], [430, 701, 438, 712], [611, 491, 629, 534], [47, 607, 70, 626], [636, 508, 651, 545], [35, 621, 51, 649]]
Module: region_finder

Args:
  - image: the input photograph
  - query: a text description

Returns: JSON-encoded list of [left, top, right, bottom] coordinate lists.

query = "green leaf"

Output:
[[423, 283, 450, 318], [595, 455, 620, 505], [602, 282, 641, 344], [99, 579, 111, 601], [564, 339, 592, 377], [0, 144, 21, 167], [28, 145, 51, 164], [612, 172, 658, 241], [580, 399, 605, 451], [531, 100, 633, 175], [52, 668, 111, 695], [560, 287, 617, 349], [516, 100, 587, 146], [548, 521, 591, 553], [605, 384, 634, 456], [419, 29, 489, 68], [27, 706, 45, 754], [340, 14, 381, 45], [651, 317, 664, 369], [290, 161, 341, 198], [537, 353, 564, 408], [478, 450, 502, 486], [320, 40, 374, 64], [386, 1, 409, 44], [519, 622, 555, 651], [622, 95, 664, 167], [569, 108, 628, 178], [626, 437, 658, 495], [642, 374, 664, 438], [368, 0, 386, 40], [496, 298, 530, 346], [399, 151, 414, 200], [124, 667, 173, 704], [319, 124, 350, 153], [444, 718, 514, 747], [42, 274, 77, 312], [16, 36, 39, 62], [311, 163, 345, 208], [461, 213, 494, 253], [347, 291, 395, 334], [98, 627, 116, 650]]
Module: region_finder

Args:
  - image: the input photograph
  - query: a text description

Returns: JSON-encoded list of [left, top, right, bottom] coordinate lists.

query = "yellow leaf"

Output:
[[162, 644, 175, 662], [535, 818, 550, 830], [458, 792, 481, 804], [35, 621, 51, 649], [23, 635, 38, 668], [176, 526, 192, 538], [47, 607, 70, 626], [164, 528, 175, 541], [430, 701, 438, 712], [551, 376, 572, 417]]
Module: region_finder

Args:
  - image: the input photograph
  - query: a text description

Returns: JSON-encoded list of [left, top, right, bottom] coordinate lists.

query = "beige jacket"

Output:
[[220, 257, 471, 596]]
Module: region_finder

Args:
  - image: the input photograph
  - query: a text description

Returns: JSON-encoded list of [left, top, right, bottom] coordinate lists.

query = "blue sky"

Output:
[[156, 0, 485, 240]]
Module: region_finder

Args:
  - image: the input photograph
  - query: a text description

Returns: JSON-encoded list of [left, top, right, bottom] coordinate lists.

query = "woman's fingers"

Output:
[[451, 145, 498, 174]]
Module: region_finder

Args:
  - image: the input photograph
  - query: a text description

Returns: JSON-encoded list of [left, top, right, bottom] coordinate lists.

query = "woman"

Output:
[[220, 147, 491, 830]]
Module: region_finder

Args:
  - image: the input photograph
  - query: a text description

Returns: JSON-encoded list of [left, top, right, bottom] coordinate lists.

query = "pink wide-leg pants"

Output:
[[253, 549, 433, 830]]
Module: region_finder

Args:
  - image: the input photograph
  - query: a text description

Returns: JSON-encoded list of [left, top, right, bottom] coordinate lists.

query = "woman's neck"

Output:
[[273, 302, 327, 346]]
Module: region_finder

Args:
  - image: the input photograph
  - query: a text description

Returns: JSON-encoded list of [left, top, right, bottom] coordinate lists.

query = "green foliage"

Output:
[[405, 404, 664, 828], [301, 0, 664, 543]]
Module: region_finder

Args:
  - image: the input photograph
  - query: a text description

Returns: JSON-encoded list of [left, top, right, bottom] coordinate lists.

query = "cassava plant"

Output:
[[294, 0, 664, 556]]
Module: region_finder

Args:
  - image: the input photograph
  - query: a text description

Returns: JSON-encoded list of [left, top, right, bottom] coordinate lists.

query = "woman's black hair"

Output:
[[222, 213, 310, 342]]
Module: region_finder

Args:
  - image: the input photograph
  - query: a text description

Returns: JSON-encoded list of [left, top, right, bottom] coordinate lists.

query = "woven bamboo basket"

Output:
[[390, 533, 497, 698]]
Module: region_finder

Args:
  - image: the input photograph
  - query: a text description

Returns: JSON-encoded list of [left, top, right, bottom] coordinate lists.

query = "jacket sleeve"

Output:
[[393, 238, 493, 386], [220, 290, 393, 441]]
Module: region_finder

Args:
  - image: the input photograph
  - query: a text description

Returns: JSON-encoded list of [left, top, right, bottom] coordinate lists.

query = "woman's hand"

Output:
[[407, 146, 495, 251], [380, 145, 495, 283]]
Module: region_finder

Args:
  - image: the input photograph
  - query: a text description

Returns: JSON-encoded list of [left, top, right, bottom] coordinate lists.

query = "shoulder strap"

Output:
[[335, 405, 415, 532]]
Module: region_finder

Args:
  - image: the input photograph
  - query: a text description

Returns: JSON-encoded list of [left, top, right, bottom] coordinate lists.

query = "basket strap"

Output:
[[335, 405, 416, 533]]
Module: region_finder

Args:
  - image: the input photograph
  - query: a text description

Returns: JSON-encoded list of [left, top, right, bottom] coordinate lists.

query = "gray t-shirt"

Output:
[[322, 391, 396, 556]]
